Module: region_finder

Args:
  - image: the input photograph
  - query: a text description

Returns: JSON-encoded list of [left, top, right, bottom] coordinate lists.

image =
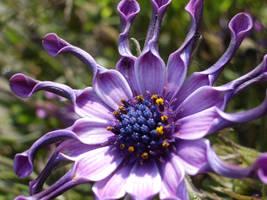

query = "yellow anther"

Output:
[[151, 94, 158, 101], [119, 106, 125, 111], [128, 146, 135, 152], [176, 132, 181, 135], [106, 126, 111, 131], [156, 98, 164, 106], [161, 115, 168, 122], [137, 95, 144, 102], [162, 141, 170, 148], [120, 144, 126, 149], [141, 152, 149, 159], [120, 99, 125, 103], [113, 111, 118, 115], [156, 126, 164, 135]]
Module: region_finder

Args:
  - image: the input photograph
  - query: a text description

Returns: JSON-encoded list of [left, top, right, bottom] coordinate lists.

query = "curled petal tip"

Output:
[[151, 0, 171, 12], [10, 73, 37, 98], [14, 152, 33, 178], [229, 12, 253, 37], [42, 33, 68, 57], [118, 0, 140, 20], [256, 153, 267, 184], [185, 0, 203, 15]]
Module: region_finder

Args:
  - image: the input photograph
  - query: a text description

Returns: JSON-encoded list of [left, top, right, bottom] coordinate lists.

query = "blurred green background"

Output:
[[0, 0, 267, 199]]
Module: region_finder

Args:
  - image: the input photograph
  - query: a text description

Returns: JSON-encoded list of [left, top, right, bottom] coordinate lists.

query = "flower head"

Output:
[[10, 0, 267, 199]]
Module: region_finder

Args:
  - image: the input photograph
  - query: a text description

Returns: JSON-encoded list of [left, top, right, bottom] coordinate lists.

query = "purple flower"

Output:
[[10, 0, 267, 199]]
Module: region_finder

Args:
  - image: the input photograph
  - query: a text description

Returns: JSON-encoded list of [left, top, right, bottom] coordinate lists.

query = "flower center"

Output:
[[107, 94, 175, 161]]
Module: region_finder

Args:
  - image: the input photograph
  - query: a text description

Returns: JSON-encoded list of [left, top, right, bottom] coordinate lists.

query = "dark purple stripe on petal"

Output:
[[42, 33, 104, 74], [93, 69, 133, 110], [165, 0, 203, 100], [125, 161, 161, 199]]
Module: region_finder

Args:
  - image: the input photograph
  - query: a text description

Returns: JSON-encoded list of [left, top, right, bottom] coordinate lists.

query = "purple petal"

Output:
[[255, 154, 267, 184], [161, 180, 189, 200], [118, 0, 140, 23], [29, 139, 94, 195], [175, 55, 267, 112], [20, 170, 88, 200], [165, 54, 187, 100], [29, 151, 64, 195], [117, 0, 140, 95], [203, 13, 253, 84], [14, 129, 79, 178], [75, 87, 113, 119], [116, 56, 140, 95], [125, 161, 161, 199], [93, 69, 133, 110], [171, 13, 253, 106], [230, 55, 267, 95], [170, 73, 209, 108], [135, 50, 166, 95], [175, 86, 231, 119], [176, 92, 267, 139], [165, 0, 203, 100], [74, 146, 123, 181], [159, 154, 189, 200], [175, 139, 209, 175], [207, 147, 267, 183], [92, 165, 131, 199], [42, 33, 103, 74], [207, 91, 267, 133], [117, 0, 140, 57], [10, 73, 115, 119], [175, 107, 219, 140], [69, 118, 114, 145], [10, 73, 76, 100], [144, 0, 171, 50]]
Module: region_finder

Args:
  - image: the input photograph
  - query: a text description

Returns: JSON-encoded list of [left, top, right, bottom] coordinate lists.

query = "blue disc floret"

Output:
[[107, 94, 174, 160]]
